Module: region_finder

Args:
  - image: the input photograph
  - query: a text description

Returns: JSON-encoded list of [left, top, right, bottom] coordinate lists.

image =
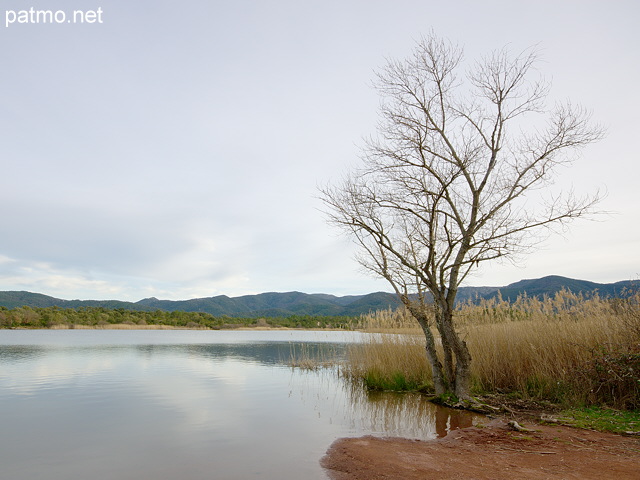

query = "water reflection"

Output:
[[0, 344, 49, 362], [0, 340, 347, 374], [0, 330, 481, 480], [435, 406, 474, 437], [341, 386, 477, 439]]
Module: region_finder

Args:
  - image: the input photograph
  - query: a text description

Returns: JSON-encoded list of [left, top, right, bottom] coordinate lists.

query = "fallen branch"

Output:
[[507, 420, 535, 433]]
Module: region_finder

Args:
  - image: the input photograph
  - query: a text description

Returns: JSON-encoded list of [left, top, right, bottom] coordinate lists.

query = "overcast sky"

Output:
[[1, 0, 638, 301]]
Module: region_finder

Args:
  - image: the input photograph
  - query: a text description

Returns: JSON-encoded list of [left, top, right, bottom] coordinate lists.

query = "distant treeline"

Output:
[[0, 306, 355, 330]]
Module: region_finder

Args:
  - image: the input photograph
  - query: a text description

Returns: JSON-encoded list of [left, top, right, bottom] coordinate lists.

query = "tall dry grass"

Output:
[[345, 290, 640, 408], [350, 307, 418, 333], [345, 333, 431, 391]]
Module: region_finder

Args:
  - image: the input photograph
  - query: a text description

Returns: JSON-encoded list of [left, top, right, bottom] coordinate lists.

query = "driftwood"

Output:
[[507, 420, 535, 433]]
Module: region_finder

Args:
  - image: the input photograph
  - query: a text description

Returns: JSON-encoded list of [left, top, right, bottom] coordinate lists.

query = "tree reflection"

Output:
[[344, 383, 480, 439]]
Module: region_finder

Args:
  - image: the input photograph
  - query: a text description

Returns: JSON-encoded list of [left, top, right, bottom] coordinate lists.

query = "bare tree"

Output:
[[321, 35, 603, 400]]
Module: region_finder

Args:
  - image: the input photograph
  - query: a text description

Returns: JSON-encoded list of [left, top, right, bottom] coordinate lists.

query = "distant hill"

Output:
[[0, 276, 636, 317], [0, 291, 147, 311], [484, 275, 637, 302], [0, 290, 401, 317], [134, 291, 401, 317]]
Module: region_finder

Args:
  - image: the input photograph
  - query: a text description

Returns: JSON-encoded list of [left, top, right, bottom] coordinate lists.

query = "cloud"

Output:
[[1, 1, 638, 300]]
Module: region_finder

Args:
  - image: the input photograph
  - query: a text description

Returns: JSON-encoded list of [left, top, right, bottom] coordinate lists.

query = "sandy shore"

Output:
[[321, 418, 640, 480]]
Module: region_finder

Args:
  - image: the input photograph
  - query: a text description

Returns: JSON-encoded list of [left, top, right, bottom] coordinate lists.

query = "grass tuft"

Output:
[[558, 406, 640, 434]]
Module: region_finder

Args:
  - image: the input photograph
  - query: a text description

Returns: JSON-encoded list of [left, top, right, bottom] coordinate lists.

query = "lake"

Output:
[[0, 329, 479, 479]]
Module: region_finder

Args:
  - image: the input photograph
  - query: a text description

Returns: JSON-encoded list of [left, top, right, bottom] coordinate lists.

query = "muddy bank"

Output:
[[322, 418, 640, 480]]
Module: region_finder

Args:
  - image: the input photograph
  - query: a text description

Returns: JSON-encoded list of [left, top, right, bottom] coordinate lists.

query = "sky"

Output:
[[1, 0, 638, 301]]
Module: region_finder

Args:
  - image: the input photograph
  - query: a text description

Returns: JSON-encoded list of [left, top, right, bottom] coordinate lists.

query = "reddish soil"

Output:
[[321, 418, 640, 480]]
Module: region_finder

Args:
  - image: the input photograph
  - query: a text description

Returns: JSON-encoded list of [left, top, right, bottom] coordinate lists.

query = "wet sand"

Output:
[[322, 418, 640, 479]]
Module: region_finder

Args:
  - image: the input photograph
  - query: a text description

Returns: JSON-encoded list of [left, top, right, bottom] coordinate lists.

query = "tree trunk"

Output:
[[406, 295, 469, 399], [420, 322, 448, 395], [440, 306, 472, 400], [453, 342, 472, 399], [436, 310, 455, 386], [407, 304, 449, 395]]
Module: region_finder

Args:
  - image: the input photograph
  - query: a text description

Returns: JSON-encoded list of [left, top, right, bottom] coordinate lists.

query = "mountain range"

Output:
[[0, 276, 636, 318]]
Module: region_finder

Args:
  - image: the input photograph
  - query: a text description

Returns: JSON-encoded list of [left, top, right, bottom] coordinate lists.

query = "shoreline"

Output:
[[321, 417, 640, 479], [4, 324, 335, 331]]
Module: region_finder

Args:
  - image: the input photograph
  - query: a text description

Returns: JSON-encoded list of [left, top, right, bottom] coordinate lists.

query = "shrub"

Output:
[[577, 343, 640, 409]]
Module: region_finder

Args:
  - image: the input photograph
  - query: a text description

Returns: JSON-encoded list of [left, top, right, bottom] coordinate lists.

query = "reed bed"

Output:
[[287, 343, 342, 370], [345, 333, 431, 391], [350, 307, 418, 333], [49, 323, 199, 330], [345, 290, 640, 408]]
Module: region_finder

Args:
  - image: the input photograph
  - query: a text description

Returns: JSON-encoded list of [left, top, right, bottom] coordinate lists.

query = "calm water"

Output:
[[0, 330, 479, 479]]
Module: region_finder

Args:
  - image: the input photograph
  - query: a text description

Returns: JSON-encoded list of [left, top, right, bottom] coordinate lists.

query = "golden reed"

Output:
[[345, 290, 640, 407]]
